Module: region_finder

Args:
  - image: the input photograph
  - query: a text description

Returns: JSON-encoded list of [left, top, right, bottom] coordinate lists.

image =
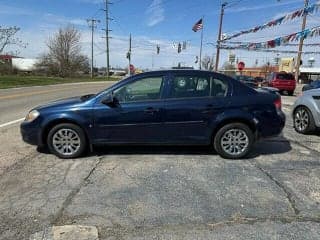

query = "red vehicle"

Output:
[[265, 72, 296, 95]]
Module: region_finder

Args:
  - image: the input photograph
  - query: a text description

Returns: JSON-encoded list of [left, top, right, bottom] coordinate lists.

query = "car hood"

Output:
[[35, 95, 89, 111]]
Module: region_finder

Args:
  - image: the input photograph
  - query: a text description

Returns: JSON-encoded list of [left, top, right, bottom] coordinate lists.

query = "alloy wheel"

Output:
[[220, 128, 249, 156], [294, 108, 309, 132], [52, 128, 81, 156]]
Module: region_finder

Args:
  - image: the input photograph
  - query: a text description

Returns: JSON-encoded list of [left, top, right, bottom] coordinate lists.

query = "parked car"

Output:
[[234, 75, 258, 88], [292, 89, 320, 134], [265, 72, 296, 95], [302, 80, 320, 92], [234, 75, 279, 94], [254, 77, 265, 87], [21, 70, 285, 159]]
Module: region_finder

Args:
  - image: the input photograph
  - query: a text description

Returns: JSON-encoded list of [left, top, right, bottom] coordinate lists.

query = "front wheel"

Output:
[[214, 123, 254, 159], [288, 90, 294, 96], [47, 123, 87, 159]]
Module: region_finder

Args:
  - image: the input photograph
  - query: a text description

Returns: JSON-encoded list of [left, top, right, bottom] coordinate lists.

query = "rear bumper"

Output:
[[272, 86, 296, 91], [258, 110, 286, 138]]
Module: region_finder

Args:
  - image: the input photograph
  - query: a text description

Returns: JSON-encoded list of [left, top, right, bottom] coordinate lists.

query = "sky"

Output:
[[1, 0, 320, 69]]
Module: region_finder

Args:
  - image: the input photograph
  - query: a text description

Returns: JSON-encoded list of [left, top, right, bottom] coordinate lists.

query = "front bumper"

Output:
[[20, 120, 42, 146]]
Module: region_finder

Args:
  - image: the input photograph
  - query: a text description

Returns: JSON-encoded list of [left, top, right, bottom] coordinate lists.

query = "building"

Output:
[[0, 55, 19, 64], [299, 67, 320, 83], [0, 55, 38, 72]]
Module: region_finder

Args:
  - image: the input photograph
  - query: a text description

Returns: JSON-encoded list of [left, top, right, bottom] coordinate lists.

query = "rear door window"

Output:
[[211, 78, 228, 97], [168, 75, 210, 99], [276, 73, 295, 81]]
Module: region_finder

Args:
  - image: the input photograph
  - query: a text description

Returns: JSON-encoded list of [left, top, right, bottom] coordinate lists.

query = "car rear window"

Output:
[[276, 73, 295, 80]]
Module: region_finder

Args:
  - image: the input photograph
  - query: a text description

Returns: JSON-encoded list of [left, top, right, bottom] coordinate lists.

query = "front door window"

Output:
[[113, 76, 164, 103]]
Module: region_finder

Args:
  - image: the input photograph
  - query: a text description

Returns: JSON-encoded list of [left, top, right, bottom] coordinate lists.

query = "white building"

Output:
[[12, 58, 39, 72]]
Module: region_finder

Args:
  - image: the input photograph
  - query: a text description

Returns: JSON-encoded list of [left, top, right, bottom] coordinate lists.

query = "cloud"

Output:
[[226, 0, 301, 13], [43, 13, 88, 27], [0, 3, 35, 16], [146, 0, 165, 27]]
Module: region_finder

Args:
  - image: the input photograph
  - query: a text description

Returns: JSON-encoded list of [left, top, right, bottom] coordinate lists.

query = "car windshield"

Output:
[[276, 73, 294, 80]]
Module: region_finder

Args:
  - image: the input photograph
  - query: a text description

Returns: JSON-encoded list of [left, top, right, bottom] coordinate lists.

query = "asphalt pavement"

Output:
[[0, 83, 320, 240]]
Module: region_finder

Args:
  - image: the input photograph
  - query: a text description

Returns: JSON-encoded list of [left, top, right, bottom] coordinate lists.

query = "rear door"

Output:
[[162, 72, 230, 144]]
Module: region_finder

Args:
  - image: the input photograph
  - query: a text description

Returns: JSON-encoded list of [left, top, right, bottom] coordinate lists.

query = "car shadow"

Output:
[[92, 145, 216, 156], [247, 136, 292, 159], [90, 138, 292, 158], [37, 137, 292, 159]]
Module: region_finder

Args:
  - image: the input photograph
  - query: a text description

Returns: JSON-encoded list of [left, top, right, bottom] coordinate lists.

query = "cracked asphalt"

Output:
[[0, 84, 320, 239]]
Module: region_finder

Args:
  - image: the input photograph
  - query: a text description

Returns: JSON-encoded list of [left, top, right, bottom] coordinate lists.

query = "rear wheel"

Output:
[[214, 123, 254, 159], [47, 123, 87, 159], [293, 106, 315, 134], [288, 90, 294, 96]]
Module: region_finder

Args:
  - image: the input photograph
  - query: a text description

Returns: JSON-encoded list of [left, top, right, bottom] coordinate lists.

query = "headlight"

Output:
[[25, 110, 40, 122]]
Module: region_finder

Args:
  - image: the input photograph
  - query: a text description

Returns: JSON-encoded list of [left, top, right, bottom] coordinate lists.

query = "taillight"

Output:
[[274, 98, 282, 110]]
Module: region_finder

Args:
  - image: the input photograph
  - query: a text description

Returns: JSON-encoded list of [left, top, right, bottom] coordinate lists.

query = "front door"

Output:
[[92, 75, 166, 144]]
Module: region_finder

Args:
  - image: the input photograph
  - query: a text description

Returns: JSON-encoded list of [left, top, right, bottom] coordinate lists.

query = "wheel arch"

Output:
[[41, 118, 90, 147], [211, 117, 257, 141]]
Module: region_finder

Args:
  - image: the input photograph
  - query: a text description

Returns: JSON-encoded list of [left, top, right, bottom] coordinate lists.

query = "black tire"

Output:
[[47, 123, 87, 159], [293, 106, 316, 134], [288, 90, 294, 96], [214, 123, 254, 159]]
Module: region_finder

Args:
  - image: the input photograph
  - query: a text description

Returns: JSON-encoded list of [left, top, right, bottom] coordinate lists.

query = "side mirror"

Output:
[[101, 94, 119, 107]]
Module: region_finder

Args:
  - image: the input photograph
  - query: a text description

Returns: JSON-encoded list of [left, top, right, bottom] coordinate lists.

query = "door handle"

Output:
[[144, 107, 160, 114]]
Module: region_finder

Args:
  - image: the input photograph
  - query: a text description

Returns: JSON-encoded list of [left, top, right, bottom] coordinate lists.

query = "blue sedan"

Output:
[[21, 70, 285, 159]]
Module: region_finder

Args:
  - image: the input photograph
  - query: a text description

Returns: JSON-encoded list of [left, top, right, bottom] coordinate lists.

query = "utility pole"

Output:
[[103, 0, 112, 79], [215, 2, 227, 71], [127, 34, 132, 76], [87, 18, 100, 78], [295, 0, 309, 83]]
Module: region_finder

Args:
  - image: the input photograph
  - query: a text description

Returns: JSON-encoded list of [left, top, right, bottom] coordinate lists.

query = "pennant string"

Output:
[[221, 2, 320, 42]]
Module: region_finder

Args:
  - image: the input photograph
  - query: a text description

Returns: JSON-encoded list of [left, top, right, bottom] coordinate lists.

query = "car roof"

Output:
[[135, 69, 217, 76]]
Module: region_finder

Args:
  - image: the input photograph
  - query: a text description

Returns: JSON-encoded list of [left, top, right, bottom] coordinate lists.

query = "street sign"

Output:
[[238, 61, 245, 71], [129, 64, 135, 74]]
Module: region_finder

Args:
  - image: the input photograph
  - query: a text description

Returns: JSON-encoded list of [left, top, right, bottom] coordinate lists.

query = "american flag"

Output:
[[192, 18, 203, 32]]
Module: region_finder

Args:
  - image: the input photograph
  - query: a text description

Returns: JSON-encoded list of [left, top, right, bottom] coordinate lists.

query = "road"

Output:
[[0, 84, 320, 240]]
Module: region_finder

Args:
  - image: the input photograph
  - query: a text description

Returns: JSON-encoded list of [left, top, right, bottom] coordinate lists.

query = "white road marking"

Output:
[[0, 118, 25, 128]]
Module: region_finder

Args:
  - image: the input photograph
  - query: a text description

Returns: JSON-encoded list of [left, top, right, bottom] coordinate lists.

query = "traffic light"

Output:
[[182, 41, 187, 50], [156, 45, 160, 54], [178, 43, 182, 53], [126, 51, 131, 60]]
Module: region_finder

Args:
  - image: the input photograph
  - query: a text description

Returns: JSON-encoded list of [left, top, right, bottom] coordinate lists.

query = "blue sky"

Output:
[[0, 0, 319, 69]]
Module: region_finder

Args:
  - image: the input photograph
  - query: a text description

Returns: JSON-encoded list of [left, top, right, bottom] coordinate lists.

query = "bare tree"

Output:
[[201, 55, 214, 70], [38, 26, 89, 77], [222, 61, 236, 77], [0, 26, 25, 54]]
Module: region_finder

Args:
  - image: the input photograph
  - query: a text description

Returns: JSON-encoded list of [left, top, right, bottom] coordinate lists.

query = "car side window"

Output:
[[211, 78, 228, 97], [113, 76, 164, 103], [168, 75, 210, 99]]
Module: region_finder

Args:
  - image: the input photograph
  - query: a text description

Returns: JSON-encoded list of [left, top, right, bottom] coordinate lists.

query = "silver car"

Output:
[[292, 89, 320, 134]]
